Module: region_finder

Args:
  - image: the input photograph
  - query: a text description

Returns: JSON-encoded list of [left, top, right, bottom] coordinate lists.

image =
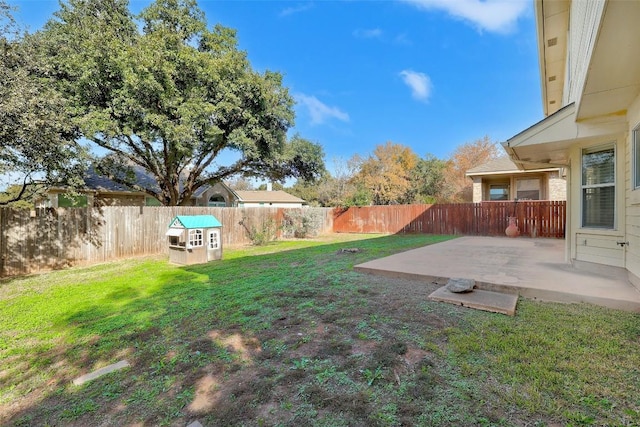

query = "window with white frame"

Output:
[[188, 229, 204, 247], [582, 145, 615, 229], [208, 230, 219, 249], [634, 125, 640, 189], [489, 184, 509, 201]]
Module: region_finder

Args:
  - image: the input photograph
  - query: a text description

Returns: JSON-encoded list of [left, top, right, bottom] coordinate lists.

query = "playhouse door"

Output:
[[207, 229, 221, 261]]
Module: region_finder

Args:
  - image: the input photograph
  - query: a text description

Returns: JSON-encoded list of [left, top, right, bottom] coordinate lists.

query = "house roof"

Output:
[[170, 215, 222, 229], [466, 157, 561, 177], [84, 165, 159, 193], [234, 190, 305, 204], [466, 157, 519, 175]]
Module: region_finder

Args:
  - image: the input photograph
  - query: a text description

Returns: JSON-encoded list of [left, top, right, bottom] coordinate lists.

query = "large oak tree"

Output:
[[40, 0, 324, 205], [0, 1, 86, 205]]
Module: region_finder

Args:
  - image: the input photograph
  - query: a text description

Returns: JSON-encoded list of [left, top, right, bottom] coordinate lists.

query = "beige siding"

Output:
[[568, 135, 626, 267], [565, 1, 606, 106], [575, 233, 625, 267], [625, 94, 640, 285]]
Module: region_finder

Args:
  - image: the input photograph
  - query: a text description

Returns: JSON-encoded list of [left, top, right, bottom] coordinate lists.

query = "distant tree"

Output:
[[225, 176, 255, 191], [288, 179, 321, 206], [0, 1, 86, 205], [257, 182, 284, 191], [0, 184, 45, 209], [40, 0, 325, 206], [315, 156, 364, 207], [442, 136, 501, 202], [408, 154, 447, 203], [353, 142, 418, 205], [340, 184, 372, 207]]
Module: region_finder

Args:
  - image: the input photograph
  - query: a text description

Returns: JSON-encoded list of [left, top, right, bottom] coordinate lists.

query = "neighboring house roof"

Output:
[[70, 168, 306, 205], [234, 190, 305, 203], [467, 157, 561, 177], [192, 185, 212, 198], [170, 215, 222, 229], [84, 166, 160, 193], [466, 157, 519, 176]]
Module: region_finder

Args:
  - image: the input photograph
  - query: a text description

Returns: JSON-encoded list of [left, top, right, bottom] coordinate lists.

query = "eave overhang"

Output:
[[503, 103, 625, 171], [536, 0, 569, 116]]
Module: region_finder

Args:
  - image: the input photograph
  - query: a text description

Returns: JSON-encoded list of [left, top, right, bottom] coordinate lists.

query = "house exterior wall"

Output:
[[198, 184, 236, 207], [567, 134, 626, 269], [548, 171, 567, 201], [472, 178, 482, 203], [471, 171, 565, 202], [96, 194, 146, 207], [237, 202, 303, 208], [624, 94, 640, 288]]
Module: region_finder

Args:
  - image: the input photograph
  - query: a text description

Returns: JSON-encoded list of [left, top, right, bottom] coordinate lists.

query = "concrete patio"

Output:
[[355, 236, 640, 312]]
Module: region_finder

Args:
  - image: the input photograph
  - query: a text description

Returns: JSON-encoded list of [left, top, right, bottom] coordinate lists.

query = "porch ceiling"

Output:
[[578, 1, 640, 121], [504, 103, 626, 170]]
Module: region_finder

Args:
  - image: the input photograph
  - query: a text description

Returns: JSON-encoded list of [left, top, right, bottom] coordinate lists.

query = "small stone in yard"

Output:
[[337, 248, 362, 254], [72, 360, 130, 386], [446, 278, 475, 293]]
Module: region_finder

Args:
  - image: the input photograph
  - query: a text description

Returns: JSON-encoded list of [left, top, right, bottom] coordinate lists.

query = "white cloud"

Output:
[[399, 70, 432, 102], [401, 0, 529, 33], [295, 94, 350, 125], [394, 32, 412, 45], [353, 28, 383, 39], [279, 2, 314, 17]]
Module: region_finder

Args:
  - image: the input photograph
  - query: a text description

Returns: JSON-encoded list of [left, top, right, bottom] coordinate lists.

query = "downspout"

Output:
[[564, 165, 571, 264]]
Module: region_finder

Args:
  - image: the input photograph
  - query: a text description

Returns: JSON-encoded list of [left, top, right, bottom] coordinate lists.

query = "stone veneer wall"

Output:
[[472, 177, 483, 203], [548, 170, 567, 201]]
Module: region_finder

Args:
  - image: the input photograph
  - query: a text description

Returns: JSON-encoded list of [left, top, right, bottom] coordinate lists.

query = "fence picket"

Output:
[[0, 206, 334, 277], [0, 202, 565, 278], [332, 201, 565, 238]]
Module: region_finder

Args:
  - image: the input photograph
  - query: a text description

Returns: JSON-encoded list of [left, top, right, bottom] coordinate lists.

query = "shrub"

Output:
[[282, 209, 323, 238], [239, 217, 278, 245]]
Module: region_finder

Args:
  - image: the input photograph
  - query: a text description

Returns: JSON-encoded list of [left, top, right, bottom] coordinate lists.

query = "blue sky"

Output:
[[10, 0, 543, 168]]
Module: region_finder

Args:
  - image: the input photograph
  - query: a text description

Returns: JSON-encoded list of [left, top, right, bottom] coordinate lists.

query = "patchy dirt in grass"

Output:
[[2, 266, 552, 427]]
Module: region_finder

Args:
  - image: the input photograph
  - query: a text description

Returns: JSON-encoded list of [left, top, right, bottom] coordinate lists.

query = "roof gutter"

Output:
[[535, 0, 549, 116]]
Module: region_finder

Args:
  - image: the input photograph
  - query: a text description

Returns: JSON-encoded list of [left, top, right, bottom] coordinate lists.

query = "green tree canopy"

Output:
[[40, 0, 325, 205], [353, 142, 418, 205], [0, 1, 86, 205], [409, 154, 447, 203]]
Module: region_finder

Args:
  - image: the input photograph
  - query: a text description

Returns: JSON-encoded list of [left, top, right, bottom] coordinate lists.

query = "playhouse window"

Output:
[[189, 229, 204, 247], [209, 230, 219, 249]]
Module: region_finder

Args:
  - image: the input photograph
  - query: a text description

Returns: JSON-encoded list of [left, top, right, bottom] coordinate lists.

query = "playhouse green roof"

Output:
[[170, 215, 222, 229]]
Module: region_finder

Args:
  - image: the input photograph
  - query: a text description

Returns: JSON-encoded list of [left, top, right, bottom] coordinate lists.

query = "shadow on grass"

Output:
[[2, 234, 455, 426]]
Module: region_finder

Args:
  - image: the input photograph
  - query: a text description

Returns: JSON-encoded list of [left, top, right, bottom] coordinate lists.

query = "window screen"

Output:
[[582, 146, 614, 228]]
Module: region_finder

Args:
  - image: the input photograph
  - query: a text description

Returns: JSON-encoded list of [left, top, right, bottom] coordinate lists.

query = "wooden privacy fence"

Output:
[[333, 201, 566, 238], [0, 206, 333, 277]]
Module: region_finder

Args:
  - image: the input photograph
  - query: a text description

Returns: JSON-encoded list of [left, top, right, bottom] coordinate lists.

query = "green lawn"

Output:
[[1, 233, 640, 426]]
